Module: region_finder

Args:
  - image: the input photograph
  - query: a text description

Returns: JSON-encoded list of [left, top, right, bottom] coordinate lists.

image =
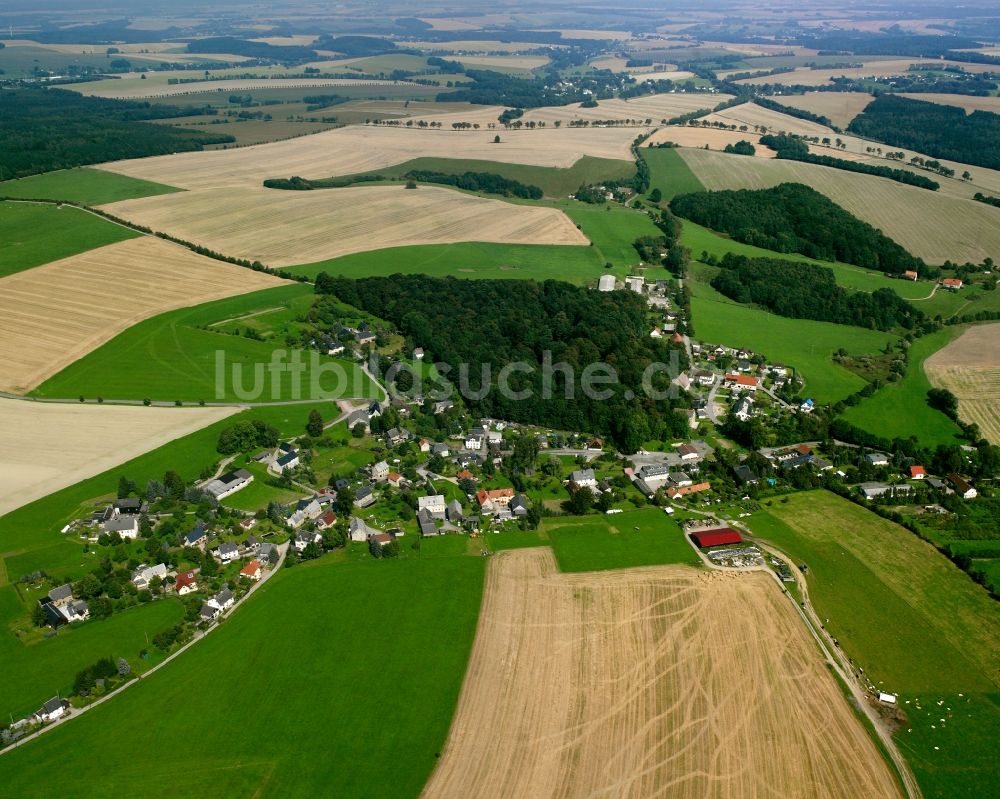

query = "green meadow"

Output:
[[688, 273, 893, 403], [842, 327, 964, 445], [0, 167, 180, 206], [33, 284, 378, 403], [0, 201, 138, 277], [559, 202, 663, 268], [0, 555, 486, 798], [641, 146, 705, 200], [752, 491, 1000, 799], [321, 155, 636, 198], [543, 508, 700, 572]]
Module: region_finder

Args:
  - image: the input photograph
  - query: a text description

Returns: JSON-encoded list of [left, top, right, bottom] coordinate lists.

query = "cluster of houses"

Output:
[[627, 440, 715, 499]]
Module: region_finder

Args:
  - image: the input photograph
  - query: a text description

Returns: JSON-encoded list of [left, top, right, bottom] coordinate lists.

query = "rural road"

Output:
[[0, 542, 289, 756]]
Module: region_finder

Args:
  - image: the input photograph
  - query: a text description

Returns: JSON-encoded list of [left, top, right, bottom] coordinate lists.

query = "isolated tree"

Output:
[[566, 486, 595, 515], [117, 657, 131, 677], [31, 604, 48, 628], [493, 134, 501, 143], [306, 409, 324, 438]]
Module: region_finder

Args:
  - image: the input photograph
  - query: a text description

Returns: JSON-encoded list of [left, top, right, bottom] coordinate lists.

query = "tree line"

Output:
[[710, 253, 926, 331], [670, 182, 926, 275], [313, 274, 692, 452]]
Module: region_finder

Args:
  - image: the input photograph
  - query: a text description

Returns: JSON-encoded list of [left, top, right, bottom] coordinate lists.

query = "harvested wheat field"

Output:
[[97, 125, 641, 190], [772, 92, 876, 129], [678, 148, 1000, 264], [100, 185, 588, 267], [737, 59, 1000, 88], [522, 92, 731, 125], [899, 93, 1000, 116], [925, 324, 1000, 444], [646, 126, 777, 155], [79, 77, 407, 100], [704, 101, 835, 136], [0, 236, 284, 393], [0, 399, 236, 517], [424, 549, 902, 799]]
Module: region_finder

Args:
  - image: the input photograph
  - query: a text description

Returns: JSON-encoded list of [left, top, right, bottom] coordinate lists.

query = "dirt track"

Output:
[[424, 549, 902, 799]]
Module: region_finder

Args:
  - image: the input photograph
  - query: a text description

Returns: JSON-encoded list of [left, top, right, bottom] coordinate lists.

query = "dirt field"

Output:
[[0, 236, 284, 393], [678, 147, 1000, 264], [97, 125, 641, 190], [0, 399, 236, 517], [772, 92, 876, 129], [646, 127, 777, 156], [99, 185, 588, 267], [925, 324, 1000, 444], [424, 549, 902, 799], [898, 93, 1000, 116], [522, 93, 730, 125]]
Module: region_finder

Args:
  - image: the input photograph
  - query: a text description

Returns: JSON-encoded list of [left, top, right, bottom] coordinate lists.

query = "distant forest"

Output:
[[848, 95, 1000, 171], [186, 37, 317, 62], [711, 254, 926, 331], [0, 88, 233, 181], [670, 183, 925, 276], [314, 274, 691, 452], [438, 69, 619, 108]]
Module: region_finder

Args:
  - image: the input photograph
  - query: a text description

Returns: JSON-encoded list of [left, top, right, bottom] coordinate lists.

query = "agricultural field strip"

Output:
[[770, 92, 875, 129], [96, 125, 644, 190], [98, 185, 588, 267], [677, 147, 1000, 265], [735, 59, 1000, 87], [925, 324, 1000, 445], [424, 548, 902, 799], [0, 399, 236, 518], [645, 126, 778, 155], [64, 78, 417, 100], [0, 236, 285, 393]]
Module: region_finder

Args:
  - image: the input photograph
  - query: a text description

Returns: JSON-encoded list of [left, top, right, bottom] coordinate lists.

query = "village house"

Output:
[[316, 510, 338, 530], [33, 697, 69, 724], [732, 396, 753, 422], [258, 543, 279, 564], [910, 465, 926, 480], [447, 499, 465, 525], [723, 373, 759, 393], [240, 560, 262, 582], [432, 400, 454, 415], [271, 449, 300, 475], [208, 588, 235, 613], [349, 516, 381, 543], [418, 438, 431, 453], [103, 515, 139, 540], [941, 278, 963, 291], [203, 469, 254, 500], [569, 468, 597, 488], [676, 443, 700, 461], [465, 427, 486, 450], [948, 473, 978, 499], [347, 409, 371, 433], [384, 427, 409, 447], [131, 563, 167, 590], [114, 498, 144, 515], [371, 460, 390, 481], [509, 494, 530, 518], [476, 488, 515, 514], [175, 570, 199, 596], [413, 347, 425, 360], [417, 507, 439, 537], [734, 464, 759, 485], [215, 541, 240, 563], [417, 495, 447, 518], [353, 485, 376, 508], [431, 442, 450, 457], [386, 472, 405, 489], [866, 452, 890, 467]]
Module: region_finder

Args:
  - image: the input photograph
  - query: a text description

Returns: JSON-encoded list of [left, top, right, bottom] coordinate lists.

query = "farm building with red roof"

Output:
[[690, 528, 743, 548]]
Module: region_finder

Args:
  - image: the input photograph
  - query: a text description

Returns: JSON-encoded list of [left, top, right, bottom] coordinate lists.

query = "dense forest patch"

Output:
[[848, 95, 1000, 171], [710, 253, 926, 331], [670, 183, 925, 276]]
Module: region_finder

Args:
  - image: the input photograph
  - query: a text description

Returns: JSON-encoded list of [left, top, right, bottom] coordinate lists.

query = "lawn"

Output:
[[681, 219, 933, 300], [0, 555, 486, 798], [0, 167, 180, 205], [543, 507, 701, 572], [33, 284, 378, 403], [559, 201, 663, 269], [0, 589, 184, 721], [220, 463, 307, 513], [0, 201, 138, 278], [688, 276, 893, 403], [751, 490, 1000, 799], [287, 240, 605, 284], [641, 146, 704, 200], [842, 327, 965, 445], [320, 155, 636, 198]]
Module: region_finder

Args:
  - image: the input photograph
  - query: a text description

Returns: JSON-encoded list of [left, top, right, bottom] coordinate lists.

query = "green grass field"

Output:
[[543, 508, 700, 572], [0, 201, 138, 278], [220, 462, 307, 512], [314, 155, 636, 198], [681, 219, 933, 300], [33, 284, 378, 403], [0, 590, 184, 721], [559, 202, 663, 269], [641, 146, 705, 200], [842, 327, 964, 445], [287, 240, 606, 284], [688, 275, 893, 403], [0, 555, 486, 798], [0, 168, 180, 205], [751, 491, 1000, 799]]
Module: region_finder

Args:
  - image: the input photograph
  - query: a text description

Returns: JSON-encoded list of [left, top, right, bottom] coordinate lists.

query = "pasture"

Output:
[[641, 146, 705, 200], [925, 323, 1000, 444], [0, 168, 179, 206], [0, 556, 486, 798], [96, 125, 643, 190], [0, 202, 137, 278], [542, 508, 699, 572], [0, 236, 284, 394], [99, 185, 587, 267], [678, 147, 1000, 264], [559, 202, 662, 268], [34, 284, 377, 404], [753, 491, 1000, 798], [424, 549, 902, 799], [0, 399, 236, 518], [842, 327, 964, 446], [287, 240, 604, 284], [688, 276, 893, 403], [772, 92, 876, 129]]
